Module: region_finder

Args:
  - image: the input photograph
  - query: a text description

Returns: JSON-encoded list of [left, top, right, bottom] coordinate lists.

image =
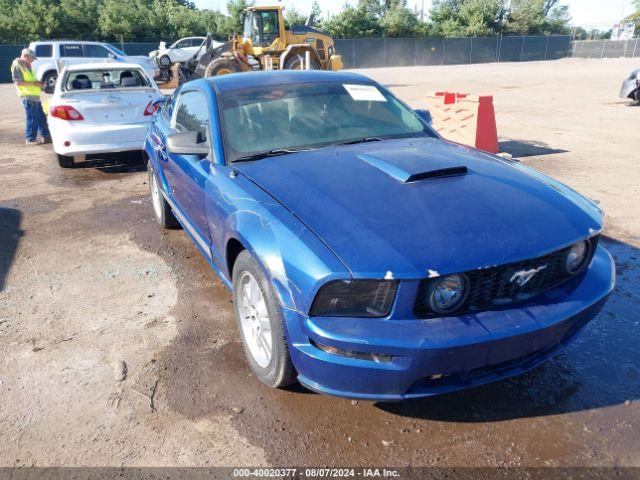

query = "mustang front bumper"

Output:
[[284, 245, 615, 400]]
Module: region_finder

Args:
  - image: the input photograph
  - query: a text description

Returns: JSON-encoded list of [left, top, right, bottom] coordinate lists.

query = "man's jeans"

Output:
[[22, 99, 50, 142]]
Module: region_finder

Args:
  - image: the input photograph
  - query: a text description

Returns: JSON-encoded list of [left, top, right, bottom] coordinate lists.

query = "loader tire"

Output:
[[204, 58, 241, 77], [283, 54, 320, 70]]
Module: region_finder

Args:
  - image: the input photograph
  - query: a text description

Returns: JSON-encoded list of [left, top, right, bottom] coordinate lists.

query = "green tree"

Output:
[[10, 0, 61, 40], [505, 0, 571, 35], [56, 0, 102, 40], [310, 0, 323, 26], [285, 6, 307, 28], [624, 0, 640, 35], [430, 0, 505, 37], [325, 5, 382, 38], [0, 0, 20, 42], [379, 3, 421, 37], [221, 0, 253, 37], [98, 0, 153, 40]]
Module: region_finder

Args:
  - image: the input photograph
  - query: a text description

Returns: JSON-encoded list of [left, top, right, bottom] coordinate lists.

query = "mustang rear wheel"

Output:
[[232, 250, 296, 388], [148, 163, 180, 229]]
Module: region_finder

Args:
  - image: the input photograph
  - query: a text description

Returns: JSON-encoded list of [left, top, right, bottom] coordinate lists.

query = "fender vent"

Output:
[[405, 166, 468, 183]]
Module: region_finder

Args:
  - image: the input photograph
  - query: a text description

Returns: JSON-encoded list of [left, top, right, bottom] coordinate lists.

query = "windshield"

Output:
[[63, 69, 150, 91], [220, 82, 435, 162], [105, 45, 125, 56]]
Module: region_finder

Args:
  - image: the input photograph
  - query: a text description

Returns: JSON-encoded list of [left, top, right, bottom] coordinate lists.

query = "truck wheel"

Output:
[[232, 250, 296, 389], [283, 54, 320, 70], [148, 163, 180, 229], [634, 89, 640, 103], [57, 154, 74, 168], [158, 54, 172, 68], [43, 71, 58, 94], [204, 58, 241, 77]]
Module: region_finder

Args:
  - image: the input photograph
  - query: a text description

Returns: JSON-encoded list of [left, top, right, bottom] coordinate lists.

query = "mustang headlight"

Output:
[[565, 240, 590, 274], [426, 274, 469, 315], [310, 280, 397, 318]]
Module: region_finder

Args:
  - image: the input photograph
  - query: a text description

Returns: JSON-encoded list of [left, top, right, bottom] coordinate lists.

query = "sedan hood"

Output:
[[235, 138, 602, 278]]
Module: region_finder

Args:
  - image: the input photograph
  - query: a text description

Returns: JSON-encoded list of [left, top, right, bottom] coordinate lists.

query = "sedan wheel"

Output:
[[158, 55, 172, 68], [238, 271, 273, 368], [232, 250, 296, 388]]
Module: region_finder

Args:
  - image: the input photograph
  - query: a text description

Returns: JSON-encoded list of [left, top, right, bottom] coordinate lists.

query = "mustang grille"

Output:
[[414, 236, 599, 318]]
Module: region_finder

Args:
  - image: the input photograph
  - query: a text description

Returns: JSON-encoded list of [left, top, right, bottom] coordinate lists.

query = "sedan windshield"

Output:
[[219, 82, 436, 162], [64, 69, 150, 91]]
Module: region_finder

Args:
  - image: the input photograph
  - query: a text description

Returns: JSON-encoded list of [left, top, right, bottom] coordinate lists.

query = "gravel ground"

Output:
[[0, 57, 638, 469]]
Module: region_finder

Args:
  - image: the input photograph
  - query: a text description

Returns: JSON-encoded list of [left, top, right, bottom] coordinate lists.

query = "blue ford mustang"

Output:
[[144, 70, 615, 400]]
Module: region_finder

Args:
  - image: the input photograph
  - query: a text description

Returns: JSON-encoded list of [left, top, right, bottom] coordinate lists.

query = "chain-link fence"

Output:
[[1, 35, 573, 83], [572, 39, 640, 59], [335, 35, 572, 68]]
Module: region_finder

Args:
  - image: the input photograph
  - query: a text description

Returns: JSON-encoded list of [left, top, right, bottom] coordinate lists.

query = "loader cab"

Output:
[[243, 8, 283, 48]]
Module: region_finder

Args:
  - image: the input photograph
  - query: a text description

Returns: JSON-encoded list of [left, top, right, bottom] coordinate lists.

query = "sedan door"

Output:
[[165, 89, 213, 250], [170, 39, 193, 63]]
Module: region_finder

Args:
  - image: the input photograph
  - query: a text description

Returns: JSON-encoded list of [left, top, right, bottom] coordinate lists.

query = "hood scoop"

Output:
[[358, 153, 468, 184]]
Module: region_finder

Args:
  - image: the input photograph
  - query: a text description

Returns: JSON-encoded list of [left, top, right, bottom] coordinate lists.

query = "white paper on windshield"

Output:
[[343, 84, 387, 102]]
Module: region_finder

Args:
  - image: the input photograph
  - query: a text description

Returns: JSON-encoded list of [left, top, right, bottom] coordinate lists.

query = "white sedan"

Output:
[[48, 63, 165, 168], [149, 37, 222, 67]]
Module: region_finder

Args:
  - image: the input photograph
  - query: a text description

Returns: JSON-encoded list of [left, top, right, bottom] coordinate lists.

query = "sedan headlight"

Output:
[[310, 280, 397, 318], [565, 240, 590, 274], [425, 274, 469, 315]]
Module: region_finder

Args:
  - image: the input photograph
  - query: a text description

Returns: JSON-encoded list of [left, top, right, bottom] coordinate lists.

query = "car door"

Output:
[[58, 43, 87, 68], [171, 39, 192, 63], [83, 44, 113, 62], [165, 89, 213, 250]]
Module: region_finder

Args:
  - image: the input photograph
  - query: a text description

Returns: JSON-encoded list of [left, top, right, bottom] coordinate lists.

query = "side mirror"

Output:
[[415, 109, 432, 125], [166, 131, 210, 156], [108, 52, 116, 59]]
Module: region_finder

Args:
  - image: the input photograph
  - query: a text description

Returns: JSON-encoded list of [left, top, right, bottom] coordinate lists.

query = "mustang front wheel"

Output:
[[232, 250, 296, 388]]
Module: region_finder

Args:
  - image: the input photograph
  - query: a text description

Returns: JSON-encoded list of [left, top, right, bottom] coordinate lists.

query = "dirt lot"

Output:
[[0, 58, 639, 469]]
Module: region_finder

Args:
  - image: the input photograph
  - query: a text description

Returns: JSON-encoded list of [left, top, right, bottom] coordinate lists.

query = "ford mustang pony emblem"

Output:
[[509, 265, 548, 287]]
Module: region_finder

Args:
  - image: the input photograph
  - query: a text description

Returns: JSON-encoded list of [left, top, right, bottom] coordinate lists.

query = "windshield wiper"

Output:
[[232, 149, 304, 163], [333, 136, 384, 146]]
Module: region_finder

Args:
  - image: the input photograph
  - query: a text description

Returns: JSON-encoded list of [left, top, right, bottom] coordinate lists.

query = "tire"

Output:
[[204, 58, 241, 77], [634, 89, 640, 103], [232, 250, 296, 389], [57, 154, 74, 168], [148, 162, 180, 229], [42, 71, 58, 94], [158, 54, 172, 68], [283, 53, 320, 70]]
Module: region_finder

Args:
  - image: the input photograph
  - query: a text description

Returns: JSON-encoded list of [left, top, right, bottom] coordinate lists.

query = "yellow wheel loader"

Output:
[[174, 5, 343, 85]]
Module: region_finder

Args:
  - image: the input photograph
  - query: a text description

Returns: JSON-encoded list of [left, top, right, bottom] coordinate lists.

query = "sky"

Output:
[[191, 0, 637, 31]]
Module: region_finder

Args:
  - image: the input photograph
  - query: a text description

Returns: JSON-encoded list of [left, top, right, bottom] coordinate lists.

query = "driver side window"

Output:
[[172, 91, 210, 143]]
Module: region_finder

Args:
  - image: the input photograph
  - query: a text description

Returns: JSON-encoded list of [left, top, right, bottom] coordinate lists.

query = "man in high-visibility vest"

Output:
[[11, 48, 51, 145]]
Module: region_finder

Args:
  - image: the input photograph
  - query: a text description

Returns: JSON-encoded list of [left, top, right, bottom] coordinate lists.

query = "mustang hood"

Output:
[[235, 138, 602, 278]]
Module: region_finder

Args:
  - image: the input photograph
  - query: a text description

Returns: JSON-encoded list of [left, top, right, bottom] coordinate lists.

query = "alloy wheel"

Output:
[[238, 271, 273, 368]]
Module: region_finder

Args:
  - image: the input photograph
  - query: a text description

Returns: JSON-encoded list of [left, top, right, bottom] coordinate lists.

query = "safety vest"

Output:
[[11, 60, 41, 98]]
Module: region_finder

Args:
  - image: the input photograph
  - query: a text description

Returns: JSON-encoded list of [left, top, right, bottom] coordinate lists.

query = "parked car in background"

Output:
[[28, 41, 160, 93], [49, 63, 164, 168], [620, 67, 640, 102], [148, 37, 221, 68], [144, 70, 614, 400]]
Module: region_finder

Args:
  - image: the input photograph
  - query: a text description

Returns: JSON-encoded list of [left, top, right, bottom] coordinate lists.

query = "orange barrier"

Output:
[[425, 91, 499, 154]]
